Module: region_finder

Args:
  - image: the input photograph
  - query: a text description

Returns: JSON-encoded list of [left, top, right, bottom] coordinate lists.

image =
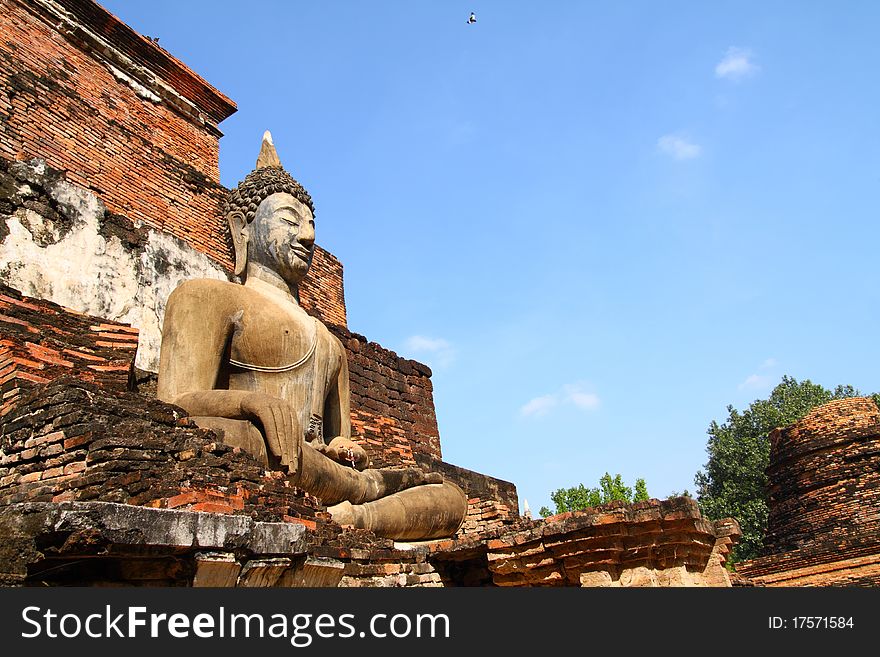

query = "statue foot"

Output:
[[326, 482, 468, 541], [327, 500, 355, 527]]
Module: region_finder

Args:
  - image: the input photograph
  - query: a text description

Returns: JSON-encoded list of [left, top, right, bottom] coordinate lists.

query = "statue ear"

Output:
[[228, 211, 249, 276]]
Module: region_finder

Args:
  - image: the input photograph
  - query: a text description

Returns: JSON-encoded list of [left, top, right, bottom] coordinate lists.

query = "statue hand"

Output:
[[362, 467, 444, 497], [320, 437, 369, 471], [239, 392, 300, 473]]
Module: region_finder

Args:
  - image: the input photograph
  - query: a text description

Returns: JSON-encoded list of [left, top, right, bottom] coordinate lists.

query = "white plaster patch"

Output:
[[106, 61, 161, 103], [135, 230, 228, 371], [0, 162, 229, 372], [0, 206, 139, 323]]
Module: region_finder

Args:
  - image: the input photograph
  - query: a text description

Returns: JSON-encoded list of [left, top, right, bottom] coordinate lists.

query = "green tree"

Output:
[[539, 473, 650, 518], [695, 376, 859, 563], [634, 477, 649, 502]]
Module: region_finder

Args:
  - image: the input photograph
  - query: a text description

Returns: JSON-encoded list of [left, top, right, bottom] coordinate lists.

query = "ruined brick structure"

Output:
[[485, 502, 740, 587], [0, 379, 331, 526], [0, 0, 234, 267], [0, 0, 741, 587], [737, 397, 880, 586], [0, 283, 136, 416], [334, 326, 441, 463]]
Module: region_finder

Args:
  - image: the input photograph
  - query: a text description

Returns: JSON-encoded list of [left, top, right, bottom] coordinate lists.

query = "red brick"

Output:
[[18, 471, 41, 484], [284, 517, 317, 531], [63, 461, 86, 475], [166, 491, 200, 508], [63, 434, 92, 450], [191, 502, 233, 514]]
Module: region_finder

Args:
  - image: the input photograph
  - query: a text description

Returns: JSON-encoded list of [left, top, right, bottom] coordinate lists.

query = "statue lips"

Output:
[[290, 245, 312, 264]]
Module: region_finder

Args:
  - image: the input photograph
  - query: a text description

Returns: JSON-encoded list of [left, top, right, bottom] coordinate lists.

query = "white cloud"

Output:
[[563, 383, 601, 410], [403, 335, 455, 368], [715, 47, 759, 81], [657, 134, 702, 160], [520, 383, 600, 417], [520, 394, 558, 417], [739, 357, 778, 391]]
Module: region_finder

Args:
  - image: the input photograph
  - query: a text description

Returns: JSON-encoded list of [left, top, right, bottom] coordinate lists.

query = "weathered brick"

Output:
[[738, 397, 880, 586]]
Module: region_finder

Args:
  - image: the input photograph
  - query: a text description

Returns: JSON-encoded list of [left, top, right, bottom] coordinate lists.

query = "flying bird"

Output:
[[467, 12, 476, 25]]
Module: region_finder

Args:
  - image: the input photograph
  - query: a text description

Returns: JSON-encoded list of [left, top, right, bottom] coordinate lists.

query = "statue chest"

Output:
[[229, 301, 318, 370], [223, 301, 336, 420]]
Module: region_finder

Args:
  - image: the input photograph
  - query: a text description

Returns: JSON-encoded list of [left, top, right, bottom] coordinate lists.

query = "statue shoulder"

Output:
[[166, 278, 242, 307], [314, 320, 347, 362]]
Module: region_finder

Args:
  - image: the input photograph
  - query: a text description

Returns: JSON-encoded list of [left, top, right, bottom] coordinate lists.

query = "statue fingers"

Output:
[[262, 406, 285, 462], [271, 404, 298, 471], [352, 445, 369, 470], [325, 437, 369, 469], [240, 393, 281, 457], [404, 467, 441, 485], [281, 404, 301, 473]]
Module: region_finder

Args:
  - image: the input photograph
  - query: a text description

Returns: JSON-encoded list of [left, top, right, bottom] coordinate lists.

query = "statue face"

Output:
[[247, 192, 315, 284]]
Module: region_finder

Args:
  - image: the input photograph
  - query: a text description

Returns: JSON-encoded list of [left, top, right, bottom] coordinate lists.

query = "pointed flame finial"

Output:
[[255, 130, 282, 169]]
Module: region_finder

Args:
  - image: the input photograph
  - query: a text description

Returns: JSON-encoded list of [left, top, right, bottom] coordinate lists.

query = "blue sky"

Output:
[[100, 1, 880, 513]]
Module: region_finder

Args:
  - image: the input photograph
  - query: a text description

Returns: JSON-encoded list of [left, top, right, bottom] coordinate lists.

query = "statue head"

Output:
[[225, 132, 316, 282]]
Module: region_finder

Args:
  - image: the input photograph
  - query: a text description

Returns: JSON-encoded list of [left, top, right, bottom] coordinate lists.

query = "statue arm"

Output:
[[170, 389, 293, 468], [318, 341, 369, 469], [156, 280, 233, 403], [323, 346, 351, 440]]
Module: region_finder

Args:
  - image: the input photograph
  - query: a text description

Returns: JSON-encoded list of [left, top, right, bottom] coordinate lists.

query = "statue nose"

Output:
[[298, 222, 315, 247]]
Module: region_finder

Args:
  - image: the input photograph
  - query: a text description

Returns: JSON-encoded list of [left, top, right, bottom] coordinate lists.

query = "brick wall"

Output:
[[486, 498, 739, 587], [0, 377, 339, 537], [764, 397, 880, 555], [300, 247, 346, 328], [736, 397, 880, 586], [337, 555, 444, 588], [333, 326, 441, 462], [0, 283, 136, 416], [0, 0, 236, 268], [458, 499, 517, 537]]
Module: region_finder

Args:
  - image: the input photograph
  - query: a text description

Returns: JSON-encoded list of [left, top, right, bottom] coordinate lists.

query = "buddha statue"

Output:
[[156, 132, 467, 541]]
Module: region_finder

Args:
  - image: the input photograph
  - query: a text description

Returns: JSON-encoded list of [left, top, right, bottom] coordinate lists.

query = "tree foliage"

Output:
[[695, 376, 859, 563], [539, 473, 650, 518]]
